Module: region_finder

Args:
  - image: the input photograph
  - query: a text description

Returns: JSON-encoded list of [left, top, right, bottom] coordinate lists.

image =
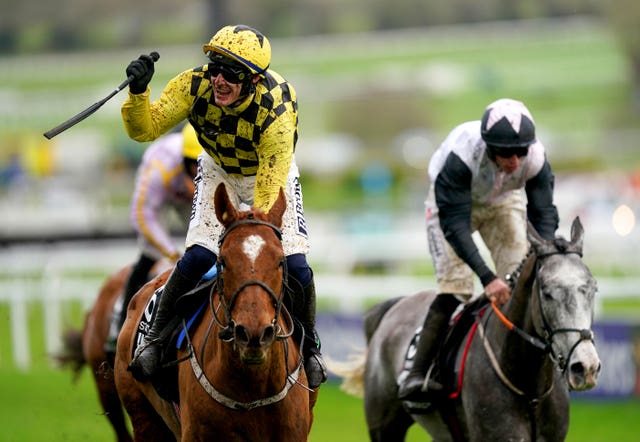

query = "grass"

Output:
[[0, 365, 638, 441], [1, 301, 640, 441]]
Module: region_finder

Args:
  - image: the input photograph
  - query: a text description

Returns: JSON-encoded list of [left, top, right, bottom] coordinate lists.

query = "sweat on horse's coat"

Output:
[[329, 217, 600, 442]]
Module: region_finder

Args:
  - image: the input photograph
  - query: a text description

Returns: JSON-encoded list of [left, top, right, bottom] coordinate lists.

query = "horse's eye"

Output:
[[541, 289, 554, 300], [579, 284, 595, 300]]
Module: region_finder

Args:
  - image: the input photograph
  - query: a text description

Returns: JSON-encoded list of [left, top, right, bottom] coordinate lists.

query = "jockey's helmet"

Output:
[[481, 98, 536, 155], [203, 25, 271, 77]]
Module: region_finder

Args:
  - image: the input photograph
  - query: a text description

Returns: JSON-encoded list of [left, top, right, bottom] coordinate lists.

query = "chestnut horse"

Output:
[[57, 265, 135, 442], [114, 183, 317, 441], [57, 261, 172, 442]]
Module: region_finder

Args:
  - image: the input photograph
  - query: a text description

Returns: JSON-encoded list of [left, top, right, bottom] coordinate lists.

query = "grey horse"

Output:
[[330, 217, 601, 441]]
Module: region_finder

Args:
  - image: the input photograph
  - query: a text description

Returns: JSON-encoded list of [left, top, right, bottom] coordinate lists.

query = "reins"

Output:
[[489, 301, 548, 352]]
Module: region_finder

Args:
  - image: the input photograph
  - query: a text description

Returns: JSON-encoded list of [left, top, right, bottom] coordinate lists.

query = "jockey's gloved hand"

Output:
[[126, 54, 155, 94]]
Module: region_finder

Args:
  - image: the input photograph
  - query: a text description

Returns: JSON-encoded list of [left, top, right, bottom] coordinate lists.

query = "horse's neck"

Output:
[[504, 254, 537, 331], [488, 254, 555, 392]]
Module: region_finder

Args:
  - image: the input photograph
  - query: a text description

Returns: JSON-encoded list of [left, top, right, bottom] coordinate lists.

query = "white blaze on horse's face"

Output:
[[242, 234, 266, 271], [538, 257, 601, 391]]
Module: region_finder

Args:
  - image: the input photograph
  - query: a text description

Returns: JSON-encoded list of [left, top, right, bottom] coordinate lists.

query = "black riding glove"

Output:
[[126, 54, 155, 94]]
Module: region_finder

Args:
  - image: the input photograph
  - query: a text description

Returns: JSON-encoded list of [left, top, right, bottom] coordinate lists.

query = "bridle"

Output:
[[497, 249, 595, 376], [530, 252, 595, 375], [476, 248, 595, 440], [212, 217, 293, 343], [185, 216, 303, 410]]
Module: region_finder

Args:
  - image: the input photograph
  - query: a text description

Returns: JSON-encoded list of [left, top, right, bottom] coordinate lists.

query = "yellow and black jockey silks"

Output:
[[121, 65, 298, 212]]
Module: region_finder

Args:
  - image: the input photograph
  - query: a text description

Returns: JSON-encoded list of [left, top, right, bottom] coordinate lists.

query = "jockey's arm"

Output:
[[253, 109, 295, 212], [525, 160, 559, 241], [121, 71, 194, 142], [435, 153, 497, 287]]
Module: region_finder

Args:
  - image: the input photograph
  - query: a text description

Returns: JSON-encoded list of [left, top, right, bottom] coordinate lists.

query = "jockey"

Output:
[[398, 98, 559, 401], [121, 24, 327, 389], [104, 123, 202, 361]]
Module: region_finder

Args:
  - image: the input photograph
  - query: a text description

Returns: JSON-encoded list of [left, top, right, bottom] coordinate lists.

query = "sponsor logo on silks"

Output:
[[189, 162, 204, 222], [293, 177, 308, 237]]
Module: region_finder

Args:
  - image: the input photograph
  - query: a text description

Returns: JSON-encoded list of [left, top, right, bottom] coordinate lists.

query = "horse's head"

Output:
[[528, 216, 601, 391], [213, 183, 289, 365]]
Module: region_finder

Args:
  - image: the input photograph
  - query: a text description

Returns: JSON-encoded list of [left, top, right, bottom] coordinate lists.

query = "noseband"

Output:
[[212, 217, 293, 342]]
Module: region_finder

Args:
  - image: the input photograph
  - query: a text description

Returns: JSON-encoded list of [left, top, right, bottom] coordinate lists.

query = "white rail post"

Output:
[[9, 280, 30, 370]]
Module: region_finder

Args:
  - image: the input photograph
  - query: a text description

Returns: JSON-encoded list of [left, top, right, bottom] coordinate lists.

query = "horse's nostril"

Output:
[[235, 325, 250, 345], [261, 325, 275, 345], [570, 362, 585, 377]]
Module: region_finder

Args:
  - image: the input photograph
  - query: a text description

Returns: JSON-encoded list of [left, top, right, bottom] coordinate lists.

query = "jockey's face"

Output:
[[212, 72, 245, 107], [494, 153, 523, 174]]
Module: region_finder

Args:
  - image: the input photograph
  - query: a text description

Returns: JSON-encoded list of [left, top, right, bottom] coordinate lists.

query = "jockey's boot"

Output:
[[128, 267, 194, 380], [289, 275, 327, 389], [104, 255, 155, 364], [397, 293, 460, 401]]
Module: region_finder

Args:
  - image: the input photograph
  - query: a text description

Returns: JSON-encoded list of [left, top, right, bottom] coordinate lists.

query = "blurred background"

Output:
[[1, 0, 639, 440]]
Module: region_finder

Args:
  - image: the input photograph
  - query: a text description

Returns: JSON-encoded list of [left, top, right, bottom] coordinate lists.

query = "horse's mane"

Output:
[[507, 249, 536, 292]]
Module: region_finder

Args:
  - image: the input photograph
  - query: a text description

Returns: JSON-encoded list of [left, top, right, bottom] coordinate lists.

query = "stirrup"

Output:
[[128, 338, 163, 380], [132, 337, 161, 358], [424, 363, 442, 391]]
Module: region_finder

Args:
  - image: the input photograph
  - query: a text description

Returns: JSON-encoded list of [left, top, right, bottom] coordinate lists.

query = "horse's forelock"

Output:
[[239, 207, 267, 221], [553, 237, 570, 253]]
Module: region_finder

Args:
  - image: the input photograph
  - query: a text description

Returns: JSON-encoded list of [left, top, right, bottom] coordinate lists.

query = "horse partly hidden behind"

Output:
[[57, 260, 172, 442], [330, 217, 601, 442], [112, 183, 316, 441]]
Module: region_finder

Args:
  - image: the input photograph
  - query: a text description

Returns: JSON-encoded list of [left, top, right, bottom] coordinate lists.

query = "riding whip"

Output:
[[43, 51, 160, 139]]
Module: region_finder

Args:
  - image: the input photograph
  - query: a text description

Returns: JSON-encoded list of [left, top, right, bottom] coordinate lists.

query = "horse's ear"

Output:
[[569, 216, 584, 254], [527, 221, 554, 256], [266, 187, 286, 228], [214, 183, 238, 227]]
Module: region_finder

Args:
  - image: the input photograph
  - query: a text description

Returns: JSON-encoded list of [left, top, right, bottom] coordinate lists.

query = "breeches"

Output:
[[185, 153, 311, 256], [425, 189, 528, 298]]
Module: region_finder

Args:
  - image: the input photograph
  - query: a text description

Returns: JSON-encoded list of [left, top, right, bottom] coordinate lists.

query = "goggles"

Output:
[[488, 144, 529, 158], [207, 53, 250, 84]]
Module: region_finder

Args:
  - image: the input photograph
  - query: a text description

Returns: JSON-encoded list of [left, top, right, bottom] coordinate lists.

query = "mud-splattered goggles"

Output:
[[206, 53, 250, 84], [488, 144, 529, 158]]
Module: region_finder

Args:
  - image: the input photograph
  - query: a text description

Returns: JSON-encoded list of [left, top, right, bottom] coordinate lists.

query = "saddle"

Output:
[[131, 278, 215, 402], [438, 296, 489, 394], [401, 296, 490, 411]]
